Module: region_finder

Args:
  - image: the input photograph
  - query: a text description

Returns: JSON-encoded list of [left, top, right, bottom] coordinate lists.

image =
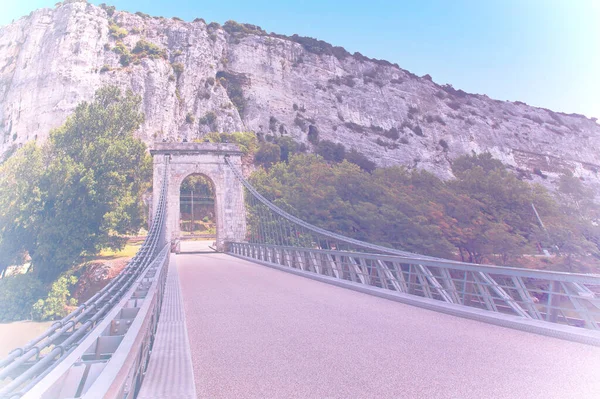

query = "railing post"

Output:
[[463, 272, 474, 306], [547, 281, 561, 323]]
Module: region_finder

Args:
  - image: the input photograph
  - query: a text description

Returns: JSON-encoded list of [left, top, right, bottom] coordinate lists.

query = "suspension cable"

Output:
[[224, 157, 439, 260]]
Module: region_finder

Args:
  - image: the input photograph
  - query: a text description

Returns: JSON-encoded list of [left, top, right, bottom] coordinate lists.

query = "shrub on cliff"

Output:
[[133, 39, 167, 59], [109, 23, 128, 39]]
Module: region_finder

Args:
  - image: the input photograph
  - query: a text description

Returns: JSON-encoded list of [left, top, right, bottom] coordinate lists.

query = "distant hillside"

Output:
[[1, 0, 599, 194]]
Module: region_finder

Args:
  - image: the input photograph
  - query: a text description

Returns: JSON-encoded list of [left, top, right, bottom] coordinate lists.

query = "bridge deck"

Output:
[[175, 252, 599, 399]]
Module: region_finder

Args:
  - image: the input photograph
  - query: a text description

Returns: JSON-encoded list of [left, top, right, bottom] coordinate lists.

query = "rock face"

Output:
[[1, 1, 599, 193]]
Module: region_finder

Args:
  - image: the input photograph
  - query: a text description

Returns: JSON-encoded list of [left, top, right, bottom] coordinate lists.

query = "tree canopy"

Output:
[[249, 153, 599, 270], [0, 86, 151, 282]]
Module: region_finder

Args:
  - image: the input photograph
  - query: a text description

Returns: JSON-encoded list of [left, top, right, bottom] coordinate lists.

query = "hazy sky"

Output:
[[3, 1, 599, 118]]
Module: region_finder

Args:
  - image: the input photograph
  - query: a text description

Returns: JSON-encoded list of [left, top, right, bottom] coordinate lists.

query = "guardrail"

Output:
[[228, 242, 600, 331], [21, 245, 170, 399]]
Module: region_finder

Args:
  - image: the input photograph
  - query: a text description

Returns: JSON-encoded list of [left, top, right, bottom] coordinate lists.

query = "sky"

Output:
[[2, 1, 599, 119]]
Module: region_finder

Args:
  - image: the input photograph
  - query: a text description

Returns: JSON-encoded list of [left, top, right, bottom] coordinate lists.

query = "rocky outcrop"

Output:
[[1, 1, 599, 193]]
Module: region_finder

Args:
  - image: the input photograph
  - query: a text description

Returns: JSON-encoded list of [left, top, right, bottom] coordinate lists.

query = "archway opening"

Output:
[[179, 174, 216, 249]]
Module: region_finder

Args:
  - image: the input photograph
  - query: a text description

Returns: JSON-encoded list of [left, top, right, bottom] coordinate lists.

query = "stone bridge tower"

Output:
[[150, 142, 247, 251]]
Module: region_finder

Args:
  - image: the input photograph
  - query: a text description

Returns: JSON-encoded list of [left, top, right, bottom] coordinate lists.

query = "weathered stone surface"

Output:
[[1, 2, 599, 194], [151, 143, 246, 249]]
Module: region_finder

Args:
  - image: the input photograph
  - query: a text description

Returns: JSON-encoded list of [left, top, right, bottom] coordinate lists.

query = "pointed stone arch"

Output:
[[151, 143, 246, 251]]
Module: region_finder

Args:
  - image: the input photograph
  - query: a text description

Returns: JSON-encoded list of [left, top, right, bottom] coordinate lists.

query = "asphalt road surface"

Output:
[[177, 252, 600, 399]]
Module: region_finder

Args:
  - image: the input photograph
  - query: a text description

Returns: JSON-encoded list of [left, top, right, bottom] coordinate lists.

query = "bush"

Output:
[[113, 41, 131, 66], [284, 34, 350, 60], [307, 125, 319, 144], [329, 75, 356, 87], [523, 114, 544, 124], [271, 136, 306, 162], [316, 140, 345, 162], [269, 116, 278, 132], [447, 101, 461, 110], [439, 139, 449, 152], [376, 137, 387, 147], [172, 62, 185, 77], [533, 168, 547, 179], [344, 122, 365, 134], [412, 125, 424, 137], [206, 77, 215, 86], [32, 275, 78, 321], [223, 20, 267, 36], [135, 11, 150, 18], [215, 71, 248, 118], [204, 132, 258, 155], [186, 113, 195, 124], [99, 3, 116, 17], [383, 127, 399, 140], [345, 149, 376, 173], [425, 114, 446, 125], [112, 41, 127, 55], [294, 116, 307, 131], [133, 40, 167, 59], [109, 23, 128, 39], [255, 143, 281, 167], [0, 273, 46, 322], [441, 84, 468, 98], [199, 111, 217, 126], [100, 64, 110, 73]]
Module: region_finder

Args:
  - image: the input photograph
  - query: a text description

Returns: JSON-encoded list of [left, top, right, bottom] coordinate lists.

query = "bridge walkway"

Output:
[[169, 250, 600, 399]]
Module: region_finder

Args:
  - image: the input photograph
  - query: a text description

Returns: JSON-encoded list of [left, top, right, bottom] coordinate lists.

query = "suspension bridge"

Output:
[[1, 143, 599, 399]]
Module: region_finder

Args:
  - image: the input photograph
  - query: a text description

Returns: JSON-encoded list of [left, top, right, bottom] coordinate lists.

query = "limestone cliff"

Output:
[[1, 1, 599, 193]]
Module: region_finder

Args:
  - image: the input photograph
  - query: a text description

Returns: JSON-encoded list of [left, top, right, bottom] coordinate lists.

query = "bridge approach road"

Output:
[[175, 252, 600, 399]]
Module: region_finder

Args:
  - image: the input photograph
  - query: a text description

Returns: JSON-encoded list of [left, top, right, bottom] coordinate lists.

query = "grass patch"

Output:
[[97, 239, 143, 260]]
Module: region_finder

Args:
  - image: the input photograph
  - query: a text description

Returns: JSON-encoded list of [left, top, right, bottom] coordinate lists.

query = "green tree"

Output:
[[247, 151, 597, 269], [0, 86, 151, 282], [0, 144, 43, 275], [180, 175, 214, 197], [255, 143, 281, 167], [32, 275, 79, 321], [0, 273, 45, 321], [315, 140, 346, 162]]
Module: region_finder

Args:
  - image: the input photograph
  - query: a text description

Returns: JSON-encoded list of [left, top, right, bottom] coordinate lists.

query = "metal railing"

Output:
[[223, 158, 600, 332], [22, 245, 170, 399], [229, 243, 600, 331], [0, 155, 171, 398]]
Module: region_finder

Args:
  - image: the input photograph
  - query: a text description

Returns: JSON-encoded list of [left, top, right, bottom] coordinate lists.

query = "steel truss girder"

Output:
[[228, 243, 600, 331]]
